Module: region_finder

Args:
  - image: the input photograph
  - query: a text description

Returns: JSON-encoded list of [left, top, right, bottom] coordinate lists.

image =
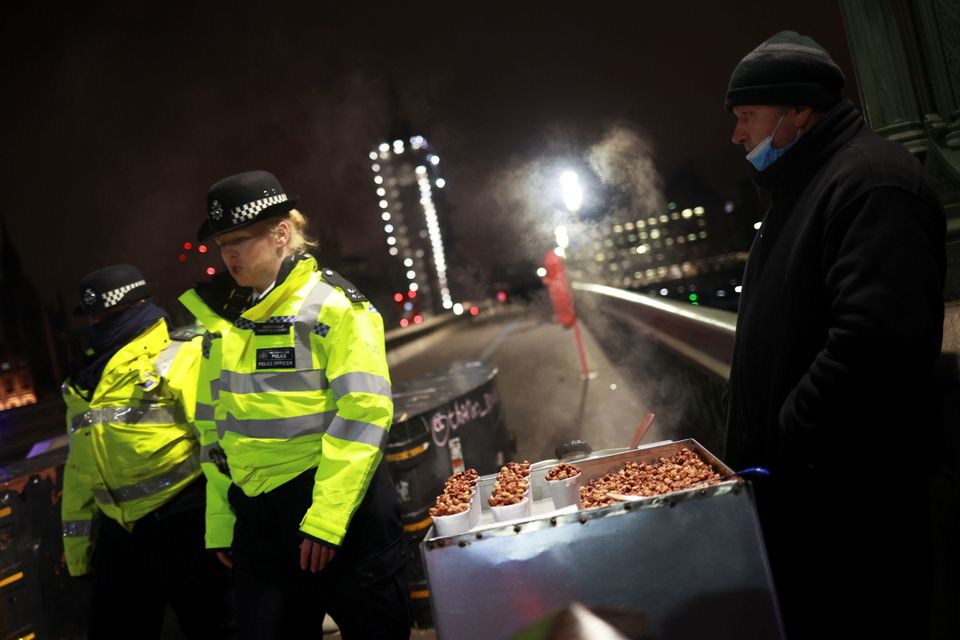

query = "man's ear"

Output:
[[792, 106, 814, 133]]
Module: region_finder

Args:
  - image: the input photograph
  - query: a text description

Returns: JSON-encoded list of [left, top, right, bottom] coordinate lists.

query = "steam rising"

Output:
[[587, 125, 665, 220]]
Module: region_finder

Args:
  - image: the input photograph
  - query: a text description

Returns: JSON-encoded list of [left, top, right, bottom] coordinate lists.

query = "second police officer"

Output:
[[61, 265, 234, 639], [178, 170, 411, 639]]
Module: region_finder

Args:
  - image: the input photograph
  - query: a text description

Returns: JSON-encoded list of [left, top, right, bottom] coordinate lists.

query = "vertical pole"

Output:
[[571, 320, 590, 379]]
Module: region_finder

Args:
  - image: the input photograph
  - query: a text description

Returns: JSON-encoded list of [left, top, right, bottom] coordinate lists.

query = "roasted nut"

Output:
[[546, 463, 582, 481]]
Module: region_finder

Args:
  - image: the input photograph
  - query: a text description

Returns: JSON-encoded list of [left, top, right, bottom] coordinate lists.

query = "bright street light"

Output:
[[560, 170, 583, 213]]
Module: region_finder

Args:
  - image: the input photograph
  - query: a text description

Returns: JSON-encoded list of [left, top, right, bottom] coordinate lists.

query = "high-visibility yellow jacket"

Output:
[[178, 255, 393, 549], [60, 319, 203, 577]]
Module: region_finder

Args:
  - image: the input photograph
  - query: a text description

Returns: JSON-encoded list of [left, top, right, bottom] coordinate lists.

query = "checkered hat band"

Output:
[[102, 280, 147, 308], [231, 194, 289, 224]]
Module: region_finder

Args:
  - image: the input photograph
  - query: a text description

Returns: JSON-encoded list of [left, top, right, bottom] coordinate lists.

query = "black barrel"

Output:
[[0, 450, 91, 640], [408, 578, 433, 629], [387, 360, 512, 627]]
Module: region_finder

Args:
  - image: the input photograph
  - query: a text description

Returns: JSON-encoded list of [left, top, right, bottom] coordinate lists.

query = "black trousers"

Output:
[[88, 478, 235, 639], [756, 472, 933, 639], [228, 461, 411, 640]]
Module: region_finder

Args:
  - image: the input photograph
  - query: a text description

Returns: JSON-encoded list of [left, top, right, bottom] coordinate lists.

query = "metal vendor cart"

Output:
[[420, 439, 784, 640]]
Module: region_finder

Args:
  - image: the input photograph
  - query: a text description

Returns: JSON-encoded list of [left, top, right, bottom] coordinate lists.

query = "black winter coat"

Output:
[[726, 98, 945, 474], [724, 99, 945, 637]]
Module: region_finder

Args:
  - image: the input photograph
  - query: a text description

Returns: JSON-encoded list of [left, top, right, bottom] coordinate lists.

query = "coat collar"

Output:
[[239, 254, 317, 322], [753, 99, 863, 194]]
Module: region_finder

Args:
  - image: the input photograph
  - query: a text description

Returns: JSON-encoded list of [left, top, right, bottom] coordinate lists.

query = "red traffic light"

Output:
[[183, 242, 193, 250], [408, 290, 417, 299], [198, 244, 208, 254], [206, 267, 216, 276], [400, 318, 410, 328], [469, 306, 480, 316], [413, 314, 423, 324], [393, 293, 404, 303]]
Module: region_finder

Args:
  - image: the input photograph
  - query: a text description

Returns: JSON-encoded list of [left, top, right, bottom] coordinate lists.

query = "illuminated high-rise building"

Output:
[[369, 134, 453, 318]]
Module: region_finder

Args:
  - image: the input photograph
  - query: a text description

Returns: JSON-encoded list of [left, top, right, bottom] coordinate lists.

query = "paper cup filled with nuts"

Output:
[[430, 468, 479, 536], [545, 462, 582, 509], [489, 461, 532, 522]]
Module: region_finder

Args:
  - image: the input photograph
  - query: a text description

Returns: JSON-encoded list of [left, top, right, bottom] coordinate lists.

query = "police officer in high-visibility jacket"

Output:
[[179, 170, 410, 639], [61, 264, 234, 639]]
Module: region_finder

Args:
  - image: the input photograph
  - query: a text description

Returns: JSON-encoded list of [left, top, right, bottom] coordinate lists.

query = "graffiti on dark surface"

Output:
[[430, 390, 498, 447]]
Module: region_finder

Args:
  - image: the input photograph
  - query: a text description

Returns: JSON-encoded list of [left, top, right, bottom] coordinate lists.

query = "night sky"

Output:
[[0, 0, 854, 320]]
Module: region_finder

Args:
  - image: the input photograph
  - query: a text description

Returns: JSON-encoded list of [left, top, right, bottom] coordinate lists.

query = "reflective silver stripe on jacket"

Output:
[[213, 278, 333, 401], [220, 369, 328, 395], [219, 410, 337, 439], [326, 416, 389, 449], [195, 402, 216, 422], [70, 403, 187, 432], [92, 454, 200, 505], [62, 520, 92, 537], [153, 340, 186, 377], [329, 372, 391, 400], [293, 280, 337, 370]]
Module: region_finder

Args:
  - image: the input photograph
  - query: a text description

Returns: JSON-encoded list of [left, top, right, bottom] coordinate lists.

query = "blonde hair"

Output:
[[271, 209, 318, 256]]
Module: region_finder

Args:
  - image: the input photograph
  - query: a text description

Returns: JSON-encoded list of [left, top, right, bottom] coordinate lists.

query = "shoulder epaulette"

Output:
[[320, 268, 368, 303], [169, 326, 203, 342]]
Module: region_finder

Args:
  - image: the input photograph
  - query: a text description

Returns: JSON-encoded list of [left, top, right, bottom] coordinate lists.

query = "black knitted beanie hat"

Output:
[[725, 31, 844, 111]]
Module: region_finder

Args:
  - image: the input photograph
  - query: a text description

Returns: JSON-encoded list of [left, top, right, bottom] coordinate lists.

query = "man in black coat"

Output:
[[724, 32, 945, 637]]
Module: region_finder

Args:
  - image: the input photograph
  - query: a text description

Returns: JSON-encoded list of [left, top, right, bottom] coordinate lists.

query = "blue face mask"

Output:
[[746, 115, 796, 171]]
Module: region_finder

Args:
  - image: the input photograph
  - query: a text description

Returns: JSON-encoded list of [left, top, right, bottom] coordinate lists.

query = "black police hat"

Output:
[[197, 170, 298, 242], [74, 264, 152, 317]]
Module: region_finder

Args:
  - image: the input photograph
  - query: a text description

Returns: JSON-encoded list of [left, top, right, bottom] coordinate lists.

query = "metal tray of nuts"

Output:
[[421, 438, 784, 640]]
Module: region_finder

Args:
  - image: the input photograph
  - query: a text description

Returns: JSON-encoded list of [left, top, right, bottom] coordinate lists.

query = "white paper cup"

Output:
[[468, 491, 481, 527], [490, 496, 532, 522], [432, 506, 472, 537], [546, 473, 582, 509]]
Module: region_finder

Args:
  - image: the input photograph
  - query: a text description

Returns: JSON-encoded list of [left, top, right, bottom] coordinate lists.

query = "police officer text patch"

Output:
[[256, 347, 295, 369]]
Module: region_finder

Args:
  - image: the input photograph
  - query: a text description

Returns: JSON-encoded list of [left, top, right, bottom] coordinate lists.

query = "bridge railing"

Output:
[[571, 282, 736, 456]]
